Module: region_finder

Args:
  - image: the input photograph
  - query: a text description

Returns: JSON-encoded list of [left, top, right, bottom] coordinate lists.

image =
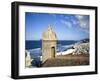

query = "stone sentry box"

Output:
[[42, 25, 57, 63]]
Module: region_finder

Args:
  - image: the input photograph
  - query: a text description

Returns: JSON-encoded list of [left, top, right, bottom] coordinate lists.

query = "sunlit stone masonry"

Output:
[[42, 25, 57, 63], [25, 50, 33, 67]]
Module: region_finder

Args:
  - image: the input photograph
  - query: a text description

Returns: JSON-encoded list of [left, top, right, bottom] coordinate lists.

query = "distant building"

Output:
[[42, 25, 57, 63]]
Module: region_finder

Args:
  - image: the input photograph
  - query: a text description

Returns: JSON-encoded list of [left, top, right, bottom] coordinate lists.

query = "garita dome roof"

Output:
[[42, 24, 57, 40]]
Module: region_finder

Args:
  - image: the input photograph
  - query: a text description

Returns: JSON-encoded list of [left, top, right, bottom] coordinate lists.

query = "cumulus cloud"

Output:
[[61, 20, 72, 28], [76, 15, 84, 20], [75, 15, 89, 30], [51, 14, 89, 33], [60, 15, 89, 33]]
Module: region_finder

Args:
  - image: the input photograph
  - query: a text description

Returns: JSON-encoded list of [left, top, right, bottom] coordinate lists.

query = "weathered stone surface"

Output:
[[42, 54, 89, 67], [42, 25, 57, 63], [25, 50, 33, 67]]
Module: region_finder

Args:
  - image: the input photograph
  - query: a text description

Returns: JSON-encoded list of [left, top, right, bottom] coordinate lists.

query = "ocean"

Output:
[[26, 40, 77, 50]]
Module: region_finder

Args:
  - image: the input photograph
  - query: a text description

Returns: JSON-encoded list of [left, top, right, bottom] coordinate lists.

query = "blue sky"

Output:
[[25, 12, 89, 40]]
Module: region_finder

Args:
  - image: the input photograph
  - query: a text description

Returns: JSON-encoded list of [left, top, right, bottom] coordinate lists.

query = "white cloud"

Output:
[[75, 15, 89, 30], [72, 20, 78, 25], [61, 20, 72, 28], [75, 15, 84, 20]]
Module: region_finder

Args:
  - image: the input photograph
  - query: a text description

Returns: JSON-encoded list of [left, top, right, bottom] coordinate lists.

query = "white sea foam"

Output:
[[56, 49, 75, 56], [29, 48, 41, 51]]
